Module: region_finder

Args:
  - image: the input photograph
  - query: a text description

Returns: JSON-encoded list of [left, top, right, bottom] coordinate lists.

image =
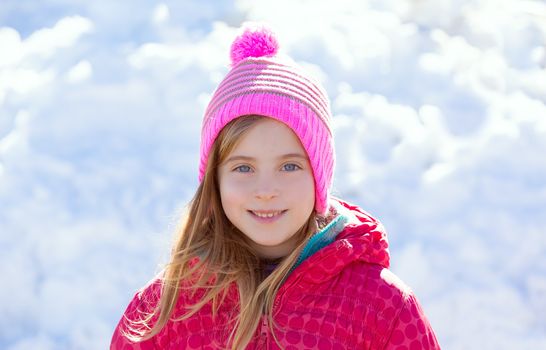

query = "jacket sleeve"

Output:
[[383, 292, 441, 350], [110, 281, 162, 350]]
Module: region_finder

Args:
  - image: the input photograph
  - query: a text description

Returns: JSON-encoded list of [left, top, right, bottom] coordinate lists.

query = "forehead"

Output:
[[231, 117, 307, 156]]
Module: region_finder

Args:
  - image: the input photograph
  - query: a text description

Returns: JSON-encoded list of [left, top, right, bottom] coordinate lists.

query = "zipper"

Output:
[[271, 211, 346, 309]]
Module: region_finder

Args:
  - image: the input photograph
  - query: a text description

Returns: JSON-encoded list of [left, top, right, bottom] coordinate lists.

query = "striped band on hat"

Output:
[[204, 60, 332, 130]]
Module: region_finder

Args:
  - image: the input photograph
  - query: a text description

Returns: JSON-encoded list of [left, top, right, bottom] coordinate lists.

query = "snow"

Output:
[[1, 0, 545, 348]]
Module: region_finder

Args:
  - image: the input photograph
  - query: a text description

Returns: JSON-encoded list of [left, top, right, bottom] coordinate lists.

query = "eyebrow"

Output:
[[224, 153, 308, 163]]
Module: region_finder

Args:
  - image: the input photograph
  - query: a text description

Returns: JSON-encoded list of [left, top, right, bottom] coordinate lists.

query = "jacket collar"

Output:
[[283, 198, 390, 287]]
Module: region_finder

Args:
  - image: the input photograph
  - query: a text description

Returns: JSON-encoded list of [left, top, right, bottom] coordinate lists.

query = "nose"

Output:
[[254, 174, 279, 200]]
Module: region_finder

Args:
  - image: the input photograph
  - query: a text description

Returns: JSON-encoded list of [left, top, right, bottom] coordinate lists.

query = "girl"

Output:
[[111, 23, 441, 350]]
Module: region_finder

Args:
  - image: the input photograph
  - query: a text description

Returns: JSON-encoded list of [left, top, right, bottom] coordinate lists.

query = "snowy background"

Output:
[[1, 0, 545, 349]]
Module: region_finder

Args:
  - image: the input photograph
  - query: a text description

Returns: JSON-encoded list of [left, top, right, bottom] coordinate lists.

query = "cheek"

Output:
[[219, 187, 238, 222], [219, 175, 247, 208], [287, 173, 315, 197]]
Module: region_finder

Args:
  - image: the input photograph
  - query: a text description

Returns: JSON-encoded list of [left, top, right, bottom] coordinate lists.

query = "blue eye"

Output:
[[234, 165, 252, 173], [282, 163, 301, 171]]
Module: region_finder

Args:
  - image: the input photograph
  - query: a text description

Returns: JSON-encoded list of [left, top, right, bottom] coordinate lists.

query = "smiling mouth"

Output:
[[249, 210, 287, 218]]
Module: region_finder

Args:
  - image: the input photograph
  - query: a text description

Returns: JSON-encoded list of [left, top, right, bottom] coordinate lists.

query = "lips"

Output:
[[249, 210, 287, 219]]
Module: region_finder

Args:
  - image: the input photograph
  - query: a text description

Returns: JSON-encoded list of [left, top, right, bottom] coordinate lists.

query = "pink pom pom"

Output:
[[230, 23, 279, 66]]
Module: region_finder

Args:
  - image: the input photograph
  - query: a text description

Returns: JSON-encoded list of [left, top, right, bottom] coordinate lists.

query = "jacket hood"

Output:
[[282, 198, 390, 288], [334, 198, 390, 268]]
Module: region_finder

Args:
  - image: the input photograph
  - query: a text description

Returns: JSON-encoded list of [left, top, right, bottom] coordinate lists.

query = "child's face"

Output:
[[218, 117, 315, 259]]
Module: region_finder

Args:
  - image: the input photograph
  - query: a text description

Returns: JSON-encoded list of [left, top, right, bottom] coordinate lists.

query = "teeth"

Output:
[[252, 211, 282, 218]]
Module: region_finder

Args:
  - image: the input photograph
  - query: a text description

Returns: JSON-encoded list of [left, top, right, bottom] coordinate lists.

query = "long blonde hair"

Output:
[[125, 115, 318, 349]]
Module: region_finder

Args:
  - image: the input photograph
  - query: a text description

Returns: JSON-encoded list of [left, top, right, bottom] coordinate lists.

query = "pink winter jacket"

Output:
[[111, 199, 441, 349]]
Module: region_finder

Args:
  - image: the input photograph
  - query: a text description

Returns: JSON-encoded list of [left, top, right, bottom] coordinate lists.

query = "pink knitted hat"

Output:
[[199, 23, 334, 215]]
